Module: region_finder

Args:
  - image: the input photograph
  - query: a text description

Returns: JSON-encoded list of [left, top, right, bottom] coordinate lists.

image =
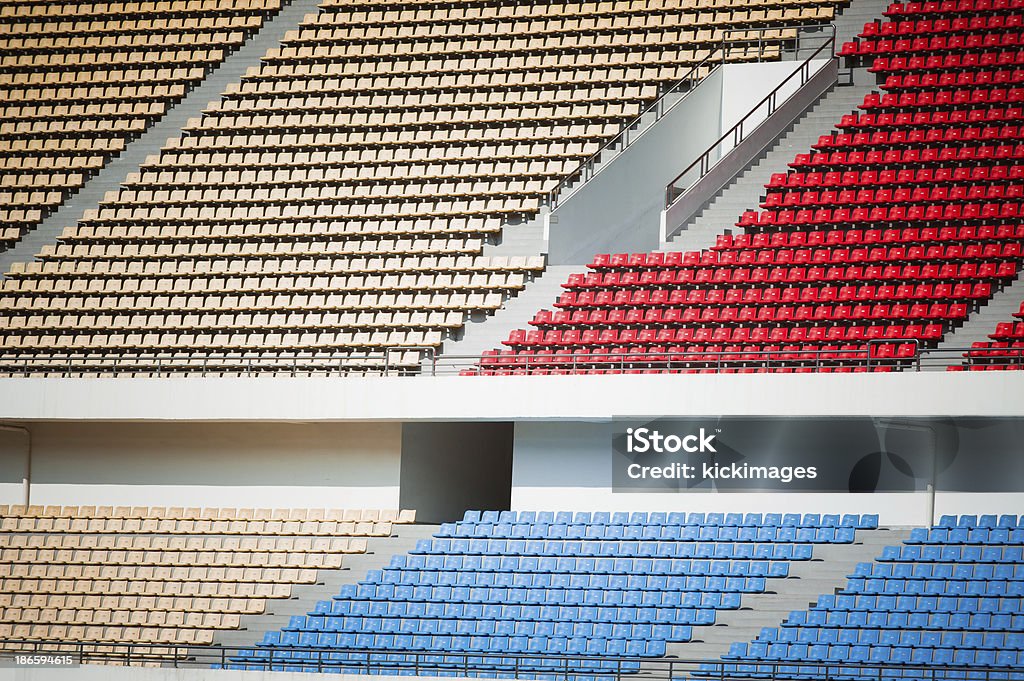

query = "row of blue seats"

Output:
[[277, 619, 693, 641], [225, 666, 628, 681], [249, 634, 667, 657], [462, 510, 879, 528], [818, 592, 1024, 613], [754, 627, 1024, 648], [720, 643, 1023, 666], [436, 523, 856, 543], [314, 599, 719, 625], [696, 664, 1024, 681], [907, 528, 1024, 544], [844, 577, 1024, 596], [879, 544, 1024, 563], [413, 538, 815, 560], [785, 608, 1023, 630], [937, 515, 1024, 529], [851, 562, 1024, 579], [369, 570, 768, 593], [329, 584, 745, 609], [389, 554, 791, 577]]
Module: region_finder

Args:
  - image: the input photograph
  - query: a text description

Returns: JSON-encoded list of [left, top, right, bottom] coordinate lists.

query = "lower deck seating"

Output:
[[698, 514, 1024, 681], [0, 505, 414, 654], [228, 511, 877, 677]]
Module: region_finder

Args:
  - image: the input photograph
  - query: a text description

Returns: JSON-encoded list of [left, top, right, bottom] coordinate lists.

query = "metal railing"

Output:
[[1, 639, 1021, 681], [3, 343, 1020, 377], [664, 24, 837, 209], [546, 24, 836, 210]]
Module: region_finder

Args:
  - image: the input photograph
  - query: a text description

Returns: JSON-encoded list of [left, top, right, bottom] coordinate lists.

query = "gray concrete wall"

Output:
[[0, 422, 402, 509], [0, 664, 452, 681], [546, 68, 724, 264]]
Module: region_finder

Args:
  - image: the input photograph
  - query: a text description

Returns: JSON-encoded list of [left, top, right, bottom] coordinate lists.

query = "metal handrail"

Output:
[[664, 23, 837, 209], [546, 23, 836, 210], [5, 342, 1022, 376], [1, 638, 1021, 680]]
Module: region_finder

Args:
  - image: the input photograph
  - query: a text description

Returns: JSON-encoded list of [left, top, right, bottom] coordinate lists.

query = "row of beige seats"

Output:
[[2, 549, 344, 569], [2, 173, 85, 189], [4, 272, 522, 296], [4, 594, 266, 614], [0, 137, 124, 153], [1, 102, 165, 120], [1, 565, 319, 584], [1, 191, 63, 206], [126, 160, 576, 187], [2, 608, 241, 629], [6, 272, 527, 294], [187, 103, 640, 132], [78, 198, 540, 223], [258, 31, 756, 63], [1, 577, 291, 598], [167, 132, 606, 155], [1, 534, 362, 552], [210, 85, 659, 113], [0, 505, 414, 521], [2, 0, 279, 18], [0, 67, 205, 87], [0, 515, 395, 534], [319, 0, 835, 24], [0, 14, 264, 35], [0, 623, 218, 645], [1, 119, 148, 136], [292, 7, 823, 43], [153, 142, 598, 170], [4, 85, 188, 106], [0, 291, 504, 313], [1, 156, 105, 171], [0, 209, 43, 223], [0, 353, 426, 371], [226, 65, 705, 96], [4, 312, 465, 334], [21, 253, 541, 275], [2, 29, 249, 51], [0, 229, 22, 244], [108, 181, 550, 205], [0, 331, 446, 351], [1, 49, 226, 68]]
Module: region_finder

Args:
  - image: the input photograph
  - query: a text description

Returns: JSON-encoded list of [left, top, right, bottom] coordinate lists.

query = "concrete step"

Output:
[[0, 0, 321, 278], [214, 525, 439, 651], [428, 265, 577, 368], [927, 269, 1024, 368]]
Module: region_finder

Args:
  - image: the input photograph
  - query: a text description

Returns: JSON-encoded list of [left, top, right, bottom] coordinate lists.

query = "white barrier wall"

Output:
[[0, 422, 401, 508]]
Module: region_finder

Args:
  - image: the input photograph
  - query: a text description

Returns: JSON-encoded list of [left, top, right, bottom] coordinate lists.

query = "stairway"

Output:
[[426, 266, 578, 371], [661, 527, 913, 665], [661, 81, 873, 255], [0, 0, 323, 278], [214, 524, 440, 651], [660, 0, 891, 255], [482, 214, 548, 259], [927, 270, 1024, 369]]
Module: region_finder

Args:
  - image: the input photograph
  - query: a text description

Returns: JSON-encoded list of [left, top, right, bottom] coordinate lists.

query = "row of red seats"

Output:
[[740, 203, 1024, 226], [992, 321, 1024, 337], [549, 284, 989, 308], [471, 366, 904, 375], [839, 32, 1023, 57], [885, 0, 1024, 17], [863, 16, 1023, 37], [860, 87, 1024, 107], [880, 69, 1024, 89], [812, 128, 1023, 148], [506, 325, 941, 347], [788, 146, 1024, 169], [762, 186, 1024, 208], [484, 343, 917, 364], [713, 225, 1024, 248], [554, 285, 993, 308], [868, 51, 1024, 72], [837, 111, 1024, 130]]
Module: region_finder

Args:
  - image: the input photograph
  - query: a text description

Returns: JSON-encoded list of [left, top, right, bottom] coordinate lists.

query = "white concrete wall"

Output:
[[0, 373, 1021, 422], [0, 664, 449, 681], [0, 422, 401, 508]]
